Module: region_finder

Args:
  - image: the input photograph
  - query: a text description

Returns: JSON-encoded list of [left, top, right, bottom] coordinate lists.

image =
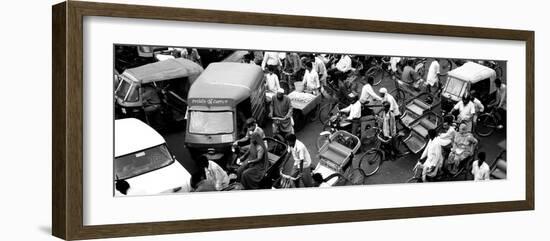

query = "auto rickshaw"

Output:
[[184, 62, 267, 166], [441, 61, 497, 111], [114, 58, 203, 130]]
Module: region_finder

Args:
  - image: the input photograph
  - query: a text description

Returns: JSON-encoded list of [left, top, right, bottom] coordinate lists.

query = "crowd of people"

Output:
[[412, 77, 506, 182], [184, 50, 507, 191]]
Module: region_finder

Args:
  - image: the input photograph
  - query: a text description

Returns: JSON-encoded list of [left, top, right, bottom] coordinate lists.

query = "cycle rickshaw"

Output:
[[228, 137, 290, 189], [407, 134, 479, 183], [312, 130, 379, 186]]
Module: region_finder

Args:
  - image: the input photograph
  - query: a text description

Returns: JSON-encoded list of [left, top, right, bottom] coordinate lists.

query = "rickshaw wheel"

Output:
[[318, 103, 336, 125], [390, 88, 407, 107], [366, 66, 384, 86], [359, 149, 383, 176], [475, 114, 497, 137]]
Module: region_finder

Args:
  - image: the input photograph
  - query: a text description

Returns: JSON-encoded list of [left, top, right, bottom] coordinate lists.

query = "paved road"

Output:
[[163, 60, 506, 185]]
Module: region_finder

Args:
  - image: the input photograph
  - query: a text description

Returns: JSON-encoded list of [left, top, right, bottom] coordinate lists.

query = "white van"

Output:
[[114, 118, 191, 196]]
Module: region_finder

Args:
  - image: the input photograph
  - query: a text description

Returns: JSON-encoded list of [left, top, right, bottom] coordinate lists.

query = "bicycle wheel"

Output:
[[390, 88, 407, 107], [366, 66, 384, 86], [318, 103, 336, 125], [316, 134, 330, 151], [359, 149, 383, 176], [475, 114, 497, 137]]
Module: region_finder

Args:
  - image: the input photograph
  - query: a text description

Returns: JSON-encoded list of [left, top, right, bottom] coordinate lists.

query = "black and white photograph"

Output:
[[113, 45, 507, 196]]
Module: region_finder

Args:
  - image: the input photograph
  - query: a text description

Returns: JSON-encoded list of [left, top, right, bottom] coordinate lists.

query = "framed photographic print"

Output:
[[52, 1, 534, 240]]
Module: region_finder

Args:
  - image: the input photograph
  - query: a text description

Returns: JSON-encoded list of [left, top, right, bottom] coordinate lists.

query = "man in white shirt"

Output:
[[490, 78, 507, 128], [425, 59, 440, 93], [314, 54, 328, 86], [302, 62, 320, 95], [471, 152, 490, 181], [335, 54, 353, 73], [452, 95, 476, 131], [264, 66, 280, 102], [339, 95, 362, 137], [470, 91, 485, 127], [261, 51, 282, 76], [438, 117, 457, 147], [286, 134, 313, 187], [379, 87, 400, 116], [359, 76, 383, 116], [328, 54, 355, 82], [416, 129, 444, 182]]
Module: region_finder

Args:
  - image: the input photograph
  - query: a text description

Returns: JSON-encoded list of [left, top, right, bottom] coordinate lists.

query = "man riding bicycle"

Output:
[[487, 78, 507, 128], [338, 95, 362, 137], [359, 76, 382, 116]]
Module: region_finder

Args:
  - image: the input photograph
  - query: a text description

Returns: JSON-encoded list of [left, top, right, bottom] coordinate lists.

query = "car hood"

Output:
[[115, 160, 192, 196]]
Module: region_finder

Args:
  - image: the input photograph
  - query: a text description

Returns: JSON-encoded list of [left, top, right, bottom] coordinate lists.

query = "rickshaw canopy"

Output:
[[187, 62, 264, 106], [443, 62, 498, 103], [447, 62, 496, 84], [121, 58, 203, 84]]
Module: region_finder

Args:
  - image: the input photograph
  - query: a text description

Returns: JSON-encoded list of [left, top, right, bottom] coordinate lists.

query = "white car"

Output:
[[114, 118, 191, 196]]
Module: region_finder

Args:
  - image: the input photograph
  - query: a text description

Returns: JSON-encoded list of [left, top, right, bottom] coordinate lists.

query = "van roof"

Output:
[[122, 58, 203, 84], [187, 62, 264, 104], [448, 62, 496, 83], [115, 118, 165, 157]]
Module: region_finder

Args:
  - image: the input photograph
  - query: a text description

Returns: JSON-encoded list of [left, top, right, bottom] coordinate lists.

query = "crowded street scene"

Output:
[[113, 45, 507, 196]]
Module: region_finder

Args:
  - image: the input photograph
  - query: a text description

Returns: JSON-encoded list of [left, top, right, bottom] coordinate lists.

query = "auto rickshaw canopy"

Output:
[[121, 58, 203, 84], [442, 61, 498, 102], [187, 62, 264, 106], [447, 62, 496, 84]]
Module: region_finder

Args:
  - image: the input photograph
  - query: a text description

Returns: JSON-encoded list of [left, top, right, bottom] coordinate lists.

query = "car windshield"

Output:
[[114, 144, 174, 180], [444, 77, 466, 98], [115, 80, 139, 102], [188, 111, 234, 134]]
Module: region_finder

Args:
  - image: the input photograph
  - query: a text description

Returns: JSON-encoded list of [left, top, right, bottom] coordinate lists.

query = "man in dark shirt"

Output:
[[401, 59, 422, 85], [269, 88, 294, 136]]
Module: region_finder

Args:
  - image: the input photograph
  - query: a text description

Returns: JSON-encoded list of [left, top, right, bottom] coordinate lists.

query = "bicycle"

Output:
[[317, 94, 352, 125], [474, 106, 504, 137], [365, 56, 394, 86], [389, 77, 409, 107], [361, 116, 411, 163]]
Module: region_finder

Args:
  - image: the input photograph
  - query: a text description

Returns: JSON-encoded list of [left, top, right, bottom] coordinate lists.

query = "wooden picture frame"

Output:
[[52, 1, 534, 240]]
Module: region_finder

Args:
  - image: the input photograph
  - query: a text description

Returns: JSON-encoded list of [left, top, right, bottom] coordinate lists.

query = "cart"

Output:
[[313, 130, 361, 186], [288, 90, 322, 130]]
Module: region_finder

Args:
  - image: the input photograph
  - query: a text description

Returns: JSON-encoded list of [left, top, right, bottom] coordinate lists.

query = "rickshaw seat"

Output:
[[409, 115, 438, 137], [400, 112, 418, 128], [319, 142, 350, 166], [267, 153, 280, 165], [406, 99, 430, 115], [403, 131, 427, 154], [401, 99, 431, 128]]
